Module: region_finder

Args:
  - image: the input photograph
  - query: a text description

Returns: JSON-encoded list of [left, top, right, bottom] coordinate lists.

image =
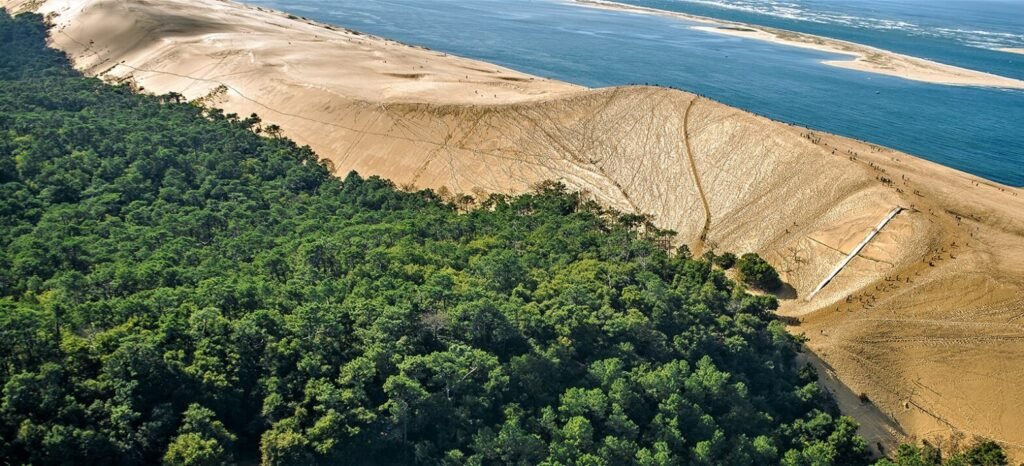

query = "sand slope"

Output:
[[5, 0, 1024, 458]]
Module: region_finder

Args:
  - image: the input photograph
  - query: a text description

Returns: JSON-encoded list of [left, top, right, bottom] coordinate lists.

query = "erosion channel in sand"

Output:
[[5, 0, 1024, 459]]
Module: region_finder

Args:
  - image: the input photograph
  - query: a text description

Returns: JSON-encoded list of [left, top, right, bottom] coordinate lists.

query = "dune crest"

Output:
[[5, 0, 1024, 458]]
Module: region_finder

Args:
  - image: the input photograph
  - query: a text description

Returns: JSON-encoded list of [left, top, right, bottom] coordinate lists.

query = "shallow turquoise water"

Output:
[[251, 0, 1024, 186], [619, 0, 1024, 79]]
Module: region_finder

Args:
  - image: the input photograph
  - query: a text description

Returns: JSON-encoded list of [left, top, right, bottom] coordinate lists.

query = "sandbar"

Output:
[[574, 0, 1024, 89]]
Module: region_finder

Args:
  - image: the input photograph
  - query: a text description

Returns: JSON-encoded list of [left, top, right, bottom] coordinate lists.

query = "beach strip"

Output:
[[573, 0, 1024, 89]]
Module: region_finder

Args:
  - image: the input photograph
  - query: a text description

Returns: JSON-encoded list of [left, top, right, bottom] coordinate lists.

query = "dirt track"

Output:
[[681, 97, 712, 254], [7, 0, 1024, 458]]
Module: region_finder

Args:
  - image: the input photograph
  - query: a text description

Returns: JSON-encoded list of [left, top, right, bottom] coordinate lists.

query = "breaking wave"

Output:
[[666, 0, 1024, 51]]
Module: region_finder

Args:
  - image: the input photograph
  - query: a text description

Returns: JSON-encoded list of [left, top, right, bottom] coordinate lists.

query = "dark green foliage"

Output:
[[875, 440, 1008, 466], [675, 244, 692, 260], [713, 252, 737, 270], [0, 10, 874, 465], [164, 404, 237, 466], [957, 441, 1009, 466], [737, 253, 783, 291]]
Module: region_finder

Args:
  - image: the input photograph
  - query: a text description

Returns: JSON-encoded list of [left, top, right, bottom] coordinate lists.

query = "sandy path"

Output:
[[681, 97, 712, 254]]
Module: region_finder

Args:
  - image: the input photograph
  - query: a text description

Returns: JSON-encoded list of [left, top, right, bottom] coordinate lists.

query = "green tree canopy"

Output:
[[737, 253, 783, 291]]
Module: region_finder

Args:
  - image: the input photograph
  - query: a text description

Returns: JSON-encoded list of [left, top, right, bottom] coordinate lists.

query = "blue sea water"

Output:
[[250, 0, 1024, 186], [618, 0, 1024, 79]]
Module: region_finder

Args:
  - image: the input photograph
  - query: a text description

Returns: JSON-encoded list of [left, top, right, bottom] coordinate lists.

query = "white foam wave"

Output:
[[667, 0, 1024, 51]]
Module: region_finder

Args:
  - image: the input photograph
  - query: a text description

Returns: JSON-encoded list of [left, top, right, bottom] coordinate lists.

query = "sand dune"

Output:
[[5, 0, 1024, 458], [575, 0, 1024, 90]]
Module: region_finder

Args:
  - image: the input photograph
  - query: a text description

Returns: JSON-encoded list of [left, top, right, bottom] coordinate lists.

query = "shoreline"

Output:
[[1000, 47, 1024, 55], [572, 0, 1024, 90], [3, 0, 579, 106]]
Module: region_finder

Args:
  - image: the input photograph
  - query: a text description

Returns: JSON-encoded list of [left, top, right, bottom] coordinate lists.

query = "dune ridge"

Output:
[[4, 0, 1024, 458]]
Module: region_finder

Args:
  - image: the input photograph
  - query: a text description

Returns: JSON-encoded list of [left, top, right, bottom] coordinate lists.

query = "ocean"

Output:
[[250, 0, 1024, 186]]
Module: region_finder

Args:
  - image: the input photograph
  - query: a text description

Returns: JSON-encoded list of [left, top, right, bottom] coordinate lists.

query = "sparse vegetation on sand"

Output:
[[876, 439, 1008, 466], [737, 253, 783, 292]]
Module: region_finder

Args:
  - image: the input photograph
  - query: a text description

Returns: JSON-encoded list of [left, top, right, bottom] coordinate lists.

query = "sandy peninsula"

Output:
[[573, 0, 1024, 89], [1000, 47, 1024, 55], [5, 0, 1024, 460]]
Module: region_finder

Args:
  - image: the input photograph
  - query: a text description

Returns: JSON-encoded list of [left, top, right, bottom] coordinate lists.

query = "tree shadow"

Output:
[[773, 281, 798, 300], [798, 349, 907, 459]]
